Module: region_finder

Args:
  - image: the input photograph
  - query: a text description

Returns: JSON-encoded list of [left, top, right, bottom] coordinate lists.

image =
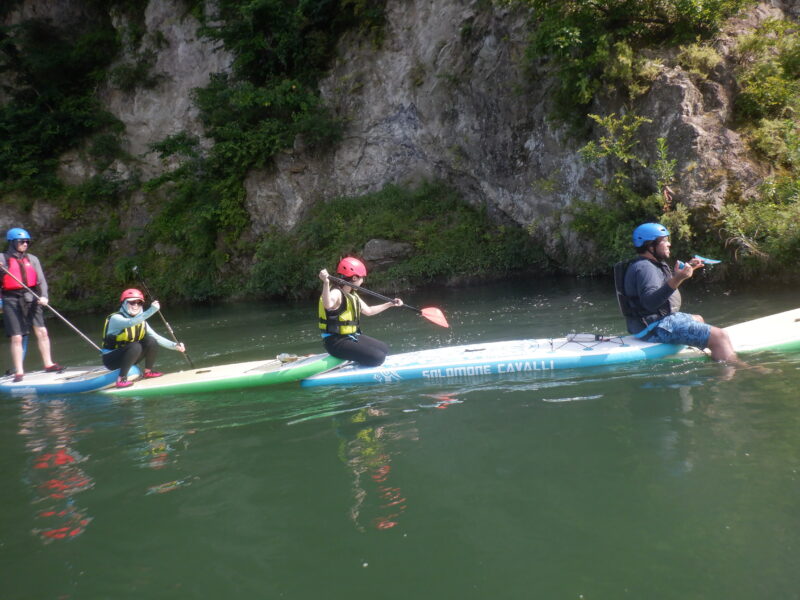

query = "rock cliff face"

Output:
[[245, 0, 788, 268], [1, 0, 791, 269], [246, 1, 573, 237], [57, 1, 234, 184]]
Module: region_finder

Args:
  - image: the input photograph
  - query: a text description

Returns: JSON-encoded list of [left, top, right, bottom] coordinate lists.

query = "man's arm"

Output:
[[28, 254, 49, 299]]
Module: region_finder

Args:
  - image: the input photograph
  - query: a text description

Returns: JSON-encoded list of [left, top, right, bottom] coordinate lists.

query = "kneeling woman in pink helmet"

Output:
[[101, 289, 186, 388], [318, 257, 402, 367]]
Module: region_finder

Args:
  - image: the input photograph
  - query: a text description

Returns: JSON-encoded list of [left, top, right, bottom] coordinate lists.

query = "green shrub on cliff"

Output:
[[506, 0, 749, 118], [0, 19, 120, 194], [721, 186, 800, 279], [570, 114, 692, 271], [721, 18, 800, 279], [249, 182, 548, 298]]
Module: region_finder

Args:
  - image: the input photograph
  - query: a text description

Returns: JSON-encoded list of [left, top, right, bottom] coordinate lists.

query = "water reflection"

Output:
[[416, 392, 464, 410], [19, 398, 94, 543], [128, 398, 198, 494], [16, 393, 201, 547], [335, 405, 417, 532]]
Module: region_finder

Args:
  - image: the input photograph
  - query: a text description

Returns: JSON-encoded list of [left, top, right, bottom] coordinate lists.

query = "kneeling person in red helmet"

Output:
[[101, 289, 186, 388], [318, 257, 403, 367]]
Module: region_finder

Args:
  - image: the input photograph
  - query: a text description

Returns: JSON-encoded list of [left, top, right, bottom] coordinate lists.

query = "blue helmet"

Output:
[[632, 223, 669, 247], [6, 228, 31, 242]]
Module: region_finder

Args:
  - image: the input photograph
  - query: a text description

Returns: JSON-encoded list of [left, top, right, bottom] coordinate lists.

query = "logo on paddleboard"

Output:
[[373, 369, 402, 383]]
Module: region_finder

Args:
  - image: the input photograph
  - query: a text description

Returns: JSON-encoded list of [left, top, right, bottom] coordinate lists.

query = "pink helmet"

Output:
[[337, 257, 367, 278], [120, 288, 145, 303]]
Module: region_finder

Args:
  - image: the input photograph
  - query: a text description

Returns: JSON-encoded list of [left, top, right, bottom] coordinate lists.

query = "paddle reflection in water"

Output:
[[18, 397, 94, 543]]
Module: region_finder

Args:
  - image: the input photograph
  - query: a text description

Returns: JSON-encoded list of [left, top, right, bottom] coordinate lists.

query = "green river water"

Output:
[[1, 277, 799, 599]]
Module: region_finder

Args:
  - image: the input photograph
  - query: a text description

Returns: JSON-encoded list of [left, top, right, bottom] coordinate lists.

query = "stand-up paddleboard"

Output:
[[302, 335, 685, 387], [103, 353, 344, 397], [302, 307, 800, 387], [0, 366, 141, 397]]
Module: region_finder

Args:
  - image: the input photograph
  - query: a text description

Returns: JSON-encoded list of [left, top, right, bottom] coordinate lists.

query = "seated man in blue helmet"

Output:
[[614, 223, 737, 362]]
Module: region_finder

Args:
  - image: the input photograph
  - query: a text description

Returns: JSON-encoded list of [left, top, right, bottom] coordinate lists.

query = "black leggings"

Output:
[[102, 336, 159, 378], [323, 334, 389, 367]]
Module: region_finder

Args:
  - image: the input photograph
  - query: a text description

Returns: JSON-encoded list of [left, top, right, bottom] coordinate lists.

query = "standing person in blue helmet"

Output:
[[0, 228, 64, 382], [101, 288, 186, 388], [614, 222, 737, 362], [318, 257, 403, 367]]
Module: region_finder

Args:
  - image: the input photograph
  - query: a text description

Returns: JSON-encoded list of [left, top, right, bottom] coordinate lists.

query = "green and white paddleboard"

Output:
[[103, 353, 344, 397]]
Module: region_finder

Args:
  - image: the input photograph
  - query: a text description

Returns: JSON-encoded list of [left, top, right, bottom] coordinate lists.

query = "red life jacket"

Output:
[[2, 255, 38, 291]]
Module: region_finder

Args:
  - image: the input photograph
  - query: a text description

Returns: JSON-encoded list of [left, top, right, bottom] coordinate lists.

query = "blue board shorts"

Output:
[[645, 312, 711, 349]]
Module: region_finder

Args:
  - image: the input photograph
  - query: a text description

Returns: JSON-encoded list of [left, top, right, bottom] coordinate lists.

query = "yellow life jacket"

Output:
[[318, 290, 361, 335], [102, 313, 147, 350]]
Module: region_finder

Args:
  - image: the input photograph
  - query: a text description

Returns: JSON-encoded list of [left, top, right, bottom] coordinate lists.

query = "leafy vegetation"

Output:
[[676, 42, 723, 77], [108, 49, 163, 92], [568, 113, 691, 271], [0, 17, 121, 195], [567, 18, 800, 280], [721, 19, 800, 278], [506, 0, 750, 119], [249, 181, 549, 298], [509, 0, 799, 281]]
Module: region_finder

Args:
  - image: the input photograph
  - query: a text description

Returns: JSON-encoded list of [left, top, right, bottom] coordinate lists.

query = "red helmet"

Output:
[[120, 288, 145, 303], [337, 257, 367, 278]]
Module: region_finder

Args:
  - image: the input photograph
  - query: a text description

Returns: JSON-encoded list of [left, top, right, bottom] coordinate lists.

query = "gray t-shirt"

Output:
[[623, 257, 681, 333]]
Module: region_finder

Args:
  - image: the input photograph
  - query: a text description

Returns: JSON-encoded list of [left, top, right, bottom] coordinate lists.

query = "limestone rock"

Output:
[[98, 0, 234, 179], [362, 239, 414, 269]]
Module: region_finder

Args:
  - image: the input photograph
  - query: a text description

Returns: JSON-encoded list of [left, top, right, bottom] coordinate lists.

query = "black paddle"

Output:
[[326, 274, 449, 328], [132, 266, 194, 368], [0, 263, 102, 352]]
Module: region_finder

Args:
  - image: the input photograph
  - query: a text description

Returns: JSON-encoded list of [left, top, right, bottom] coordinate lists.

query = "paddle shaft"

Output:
[[0, 263, 102, 352], [326, 274, 421, 313], [133, 269, 194, 368]]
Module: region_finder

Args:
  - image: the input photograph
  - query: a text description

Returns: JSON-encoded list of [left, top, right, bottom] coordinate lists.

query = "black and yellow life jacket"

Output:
[[102, 312, 147, 350], [318, 290, 361, 335]]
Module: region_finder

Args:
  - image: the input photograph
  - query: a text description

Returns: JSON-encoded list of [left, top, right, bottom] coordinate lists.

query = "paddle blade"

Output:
[[420, 307, 449, 328], [693, 254, 722, 265]]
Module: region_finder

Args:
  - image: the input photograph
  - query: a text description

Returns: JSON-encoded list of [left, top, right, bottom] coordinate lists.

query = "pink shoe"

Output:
[[143, 371, 163, 379], [115, 378, 134, 389], [45, 363, 65, 373], [13, 373, 24, 383]]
